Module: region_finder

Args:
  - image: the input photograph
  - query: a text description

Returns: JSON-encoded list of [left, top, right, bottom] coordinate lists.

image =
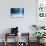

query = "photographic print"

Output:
[[10, 8, 24, 18]]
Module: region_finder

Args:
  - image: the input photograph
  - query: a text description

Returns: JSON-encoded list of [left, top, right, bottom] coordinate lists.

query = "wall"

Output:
[[0, 0, 36, 42]]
